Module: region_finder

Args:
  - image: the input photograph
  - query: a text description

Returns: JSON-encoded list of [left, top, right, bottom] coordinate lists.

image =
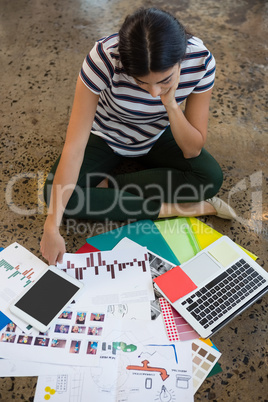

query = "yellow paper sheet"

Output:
[[188, 218, 258, 261]]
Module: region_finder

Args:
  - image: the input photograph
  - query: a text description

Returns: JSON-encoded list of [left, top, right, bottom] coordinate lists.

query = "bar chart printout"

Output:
[[0, 242, 48, 333], [57, 247, 154, 305], [63, 251, 148, 280]]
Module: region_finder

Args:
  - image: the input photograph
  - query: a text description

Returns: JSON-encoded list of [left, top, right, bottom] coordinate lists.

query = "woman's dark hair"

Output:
[[119, 7, 188, 77]]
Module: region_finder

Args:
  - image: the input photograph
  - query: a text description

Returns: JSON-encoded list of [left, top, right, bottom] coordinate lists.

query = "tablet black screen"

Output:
[[15, 270, 80, 326]]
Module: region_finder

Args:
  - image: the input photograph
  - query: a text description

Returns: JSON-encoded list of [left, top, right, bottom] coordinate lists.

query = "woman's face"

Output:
[[134, 64, 180, 98]]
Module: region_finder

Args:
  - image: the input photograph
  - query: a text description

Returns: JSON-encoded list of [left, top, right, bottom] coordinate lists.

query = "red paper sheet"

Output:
[[76, 243, 99, 254], [154, 266, 197, 303]]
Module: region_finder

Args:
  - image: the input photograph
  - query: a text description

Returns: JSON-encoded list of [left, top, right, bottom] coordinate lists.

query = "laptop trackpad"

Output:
[[181, 253, 221, 285]]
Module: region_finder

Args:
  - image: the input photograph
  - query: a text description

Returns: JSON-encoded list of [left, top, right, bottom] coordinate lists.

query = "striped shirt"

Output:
[[80, 34, 216, 156]]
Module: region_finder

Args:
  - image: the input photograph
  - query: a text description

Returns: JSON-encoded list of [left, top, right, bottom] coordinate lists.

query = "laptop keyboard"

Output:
[[181, 258, 266, 329]]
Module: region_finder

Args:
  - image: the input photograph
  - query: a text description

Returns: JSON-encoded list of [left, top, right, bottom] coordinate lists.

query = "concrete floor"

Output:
[[0, 0, 267, 400]]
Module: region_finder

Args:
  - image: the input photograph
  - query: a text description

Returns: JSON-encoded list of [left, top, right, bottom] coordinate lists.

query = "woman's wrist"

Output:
[[164, 101, 184, 119], [44, 215, 60, 233], [163, 100, 178, 111]]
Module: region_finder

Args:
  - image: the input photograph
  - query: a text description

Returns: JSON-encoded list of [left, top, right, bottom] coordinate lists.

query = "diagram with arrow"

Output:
[[126, 359, 169, 381]]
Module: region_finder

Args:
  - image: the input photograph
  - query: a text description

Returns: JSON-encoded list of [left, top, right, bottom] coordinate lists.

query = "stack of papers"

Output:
[[0, 221, 223, 401]]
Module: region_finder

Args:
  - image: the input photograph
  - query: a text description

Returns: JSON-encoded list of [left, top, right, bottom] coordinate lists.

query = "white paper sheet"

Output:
[[34, 318, 194, 402], [0, 339, 221, 396], [112, 237, 176, 321], [57, 247, 155, 305], [0, 243, 47, 333], [0, 359, 76, 377]]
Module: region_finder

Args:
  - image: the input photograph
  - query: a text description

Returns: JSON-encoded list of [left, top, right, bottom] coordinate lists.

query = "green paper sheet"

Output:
[[154, 217, 201, 264]]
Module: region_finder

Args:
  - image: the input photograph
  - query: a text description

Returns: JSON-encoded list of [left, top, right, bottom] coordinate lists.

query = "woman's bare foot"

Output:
[[158, 200, 216, 218], [158, 198, 236, 220]]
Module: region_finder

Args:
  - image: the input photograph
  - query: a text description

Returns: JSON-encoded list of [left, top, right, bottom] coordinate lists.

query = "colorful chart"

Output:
[[0, 258, 35, 287], [191, 339, 221, 393]]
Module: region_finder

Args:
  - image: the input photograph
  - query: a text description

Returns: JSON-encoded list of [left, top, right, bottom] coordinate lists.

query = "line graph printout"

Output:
[[0, 242, 47, 333], [57, 247, 155, 306]]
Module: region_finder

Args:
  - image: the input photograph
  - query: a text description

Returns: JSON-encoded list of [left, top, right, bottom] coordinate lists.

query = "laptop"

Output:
[[156, 236, 268, 339]]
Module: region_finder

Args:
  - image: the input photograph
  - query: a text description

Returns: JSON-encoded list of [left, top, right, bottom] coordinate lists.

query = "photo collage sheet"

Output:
[[0, 306, 108, 366]]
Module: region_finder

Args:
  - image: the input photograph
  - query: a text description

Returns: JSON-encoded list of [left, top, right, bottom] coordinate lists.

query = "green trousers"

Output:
[[44, 127, 223, 221]]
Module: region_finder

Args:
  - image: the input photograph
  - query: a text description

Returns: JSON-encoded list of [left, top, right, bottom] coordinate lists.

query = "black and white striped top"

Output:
[[80, 34, 216, 156]]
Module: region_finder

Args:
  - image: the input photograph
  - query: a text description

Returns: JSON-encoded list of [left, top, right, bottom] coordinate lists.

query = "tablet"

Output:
[[9, 266, 83, 332]]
